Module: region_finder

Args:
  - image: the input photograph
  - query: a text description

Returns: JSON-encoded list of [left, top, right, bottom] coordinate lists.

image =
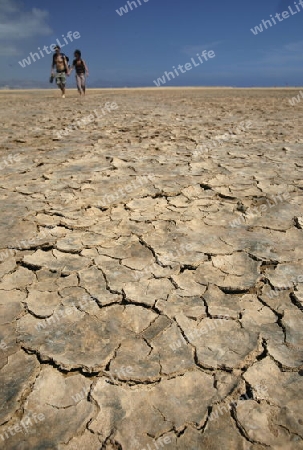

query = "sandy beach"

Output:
[[0, 88, 303, 449]]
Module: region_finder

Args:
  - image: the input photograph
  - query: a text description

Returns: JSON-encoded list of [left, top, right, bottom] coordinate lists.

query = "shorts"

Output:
[[56, 71, 66, 85]]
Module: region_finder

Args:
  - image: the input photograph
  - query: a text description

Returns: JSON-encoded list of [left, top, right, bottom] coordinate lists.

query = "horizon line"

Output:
[[1, 86, 303, 92]]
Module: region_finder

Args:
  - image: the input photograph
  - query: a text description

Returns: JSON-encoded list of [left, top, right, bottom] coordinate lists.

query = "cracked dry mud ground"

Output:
[[0, 88, 302, 450]]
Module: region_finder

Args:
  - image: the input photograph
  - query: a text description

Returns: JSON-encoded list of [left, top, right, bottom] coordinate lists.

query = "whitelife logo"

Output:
[[18, 31, 81, 68], [153, 50, 215, 86], [250, 0, 303, 35], [116, 0, 150, 16], [289, 90, 303, 106]]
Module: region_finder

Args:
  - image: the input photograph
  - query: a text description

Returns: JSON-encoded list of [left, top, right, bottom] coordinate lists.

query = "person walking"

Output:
[[69, 50, 89, 95], [51, 45, 69, 98]]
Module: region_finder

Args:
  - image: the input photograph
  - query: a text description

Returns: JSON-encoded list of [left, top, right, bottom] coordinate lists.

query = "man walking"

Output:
[[51, 45, 69, 98]]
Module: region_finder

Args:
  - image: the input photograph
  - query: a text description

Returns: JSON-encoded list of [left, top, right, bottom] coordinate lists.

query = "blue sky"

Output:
[[0, 0, 302, 87]]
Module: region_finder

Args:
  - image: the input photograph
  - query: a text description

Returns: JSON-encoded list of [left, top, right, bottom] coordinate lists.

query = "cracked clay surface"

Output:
[[0, 88, 302, 449]]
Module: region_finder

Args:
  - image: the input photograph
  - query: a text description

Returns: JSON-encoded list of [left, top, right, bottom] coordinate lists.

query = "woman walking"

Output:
[[69, 50, 89, 95]]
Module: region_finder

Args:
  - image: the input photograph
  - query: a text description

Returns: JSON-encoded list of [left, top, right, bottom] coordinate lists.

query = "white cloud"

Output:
[[254, 40, 303, 66], [0, 0, 19, 15], [0, 0, 52, 55], [220, 40, 303, 74], [283, 40, 303, 53], [181, 41, 222, 56], [0, 44, 20, 56]]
